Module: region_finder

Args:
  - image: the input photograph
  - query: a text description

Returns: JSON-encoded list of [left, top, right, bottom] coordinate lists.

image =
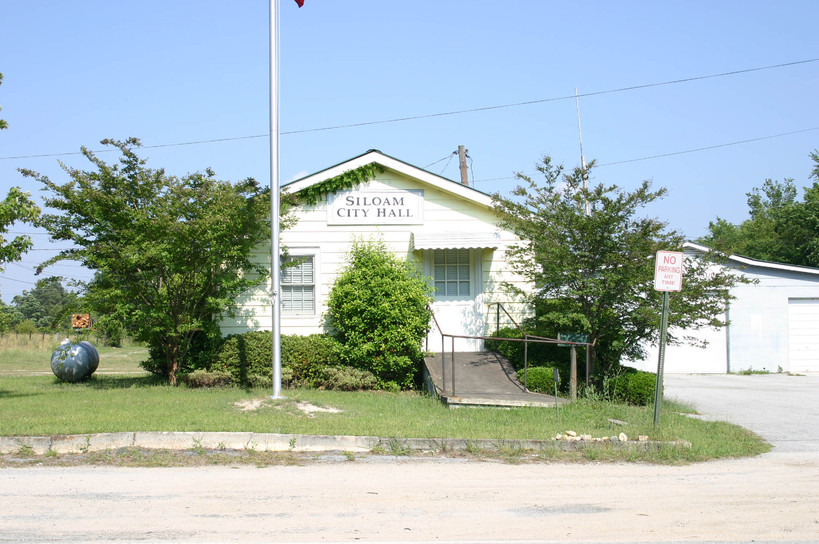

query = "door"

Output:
[[425, 248, 485, 352], [788, 298, 819, 372]]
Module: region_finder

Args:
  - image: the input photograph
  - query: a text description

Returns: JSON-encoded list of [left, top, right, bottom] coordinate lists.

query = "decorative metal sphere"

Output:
[[51, 340, 100, 382]]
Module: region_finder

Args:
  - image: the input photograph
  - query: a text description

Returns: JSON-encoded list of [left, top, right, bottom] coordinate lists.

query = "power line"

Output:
[[424, 152, 456, 169], [597, 127, 819, 167], [471, 126, 819, 182], [281, 58, 819, 136], [1, 58, 816, 161]]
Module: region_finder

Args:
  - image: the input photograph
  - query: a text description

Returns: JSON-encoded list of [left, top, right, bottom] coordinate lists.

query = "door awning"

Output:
[[411, 231, 502, 250]]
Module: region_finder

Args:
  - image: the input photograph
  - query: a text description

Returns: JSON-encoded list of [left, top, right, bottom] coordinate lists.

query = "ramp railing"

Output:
[[426, 303, 591, 399]]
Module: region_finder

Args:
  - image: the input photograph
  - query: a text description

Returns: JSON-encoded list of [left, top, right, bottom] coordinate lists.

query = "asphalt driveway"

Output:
[[664, 372, 819, 453]]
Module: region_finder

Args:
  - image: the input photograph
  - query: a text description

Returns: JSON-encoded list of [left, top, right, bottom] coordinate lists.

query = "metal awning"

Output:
[[411, 231, 502, 250]]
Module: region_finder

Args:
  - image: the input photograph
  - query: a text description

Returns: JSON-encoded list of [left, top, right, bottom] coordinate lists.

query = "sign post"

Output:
[[558, 333, 588, 401], [653, 251, 684, 426]]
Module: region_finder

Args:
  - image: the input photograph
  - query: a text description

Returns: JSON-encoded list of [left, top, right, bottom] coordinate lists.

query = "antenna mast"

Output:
[[575, 87, 590, 216]]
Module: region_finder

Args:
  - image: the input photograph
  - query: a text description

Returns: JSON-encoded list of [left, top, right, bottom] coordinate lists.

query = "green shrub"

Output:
[[180, 369, 233, 388], [517, 366, 558, 395], [606, 369, 657, 406], [484, 326, 568, 373], [281, 333, 341, 385], [314, 365, 378, 391], [210, 331, 344, 388], [92, 314, 125, 347], [14, 319, 37, 335], [325, 238, 433, 389]]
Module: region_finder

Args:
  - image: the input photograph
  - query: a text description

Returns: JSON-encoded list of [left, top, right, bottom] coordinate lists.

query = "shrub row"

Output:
[[198, 331, 377, 390]]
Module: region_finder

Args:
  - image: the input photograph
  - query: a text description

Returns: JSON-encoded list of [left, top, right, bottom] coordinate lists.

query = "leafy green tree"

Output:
[[11, 276, 76, 330], [0, 187, 40, 273], [22, 138, 274, 385], [0, 299, 17, 332], [1, 72, 42, 279], [492, 156, 740, 374], [325, 238, 434, 390], [699, 152, 819, 267]]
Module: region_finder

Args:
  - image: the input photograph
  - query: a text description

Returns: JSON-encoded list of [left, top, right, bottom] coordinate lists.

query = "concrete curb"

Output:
[[0, 432, 690, 456]]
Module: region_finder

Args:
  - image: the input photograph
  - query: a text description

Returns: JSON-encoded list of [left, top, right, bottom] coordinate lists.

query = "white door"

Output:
[[425, 248, 485, 352], [788, 298, 819, 372]]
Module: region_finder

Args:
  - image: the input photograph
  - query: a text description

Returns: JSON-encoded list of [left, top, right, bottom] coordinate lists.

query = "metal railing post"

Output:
[[451, 336, 456, 396], [524, 335, 529, 391], [441, 335, 446, 394]]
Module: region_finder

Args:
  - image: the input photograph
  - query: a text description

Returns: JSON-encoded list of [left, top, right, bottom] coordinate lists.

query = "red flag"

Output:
[[295, 0, 304, 6]]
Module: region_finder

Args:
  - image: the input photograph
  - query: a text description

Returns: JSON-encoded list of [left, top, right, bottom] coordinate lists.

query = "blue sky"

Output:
[[1, 0, 817, 302]]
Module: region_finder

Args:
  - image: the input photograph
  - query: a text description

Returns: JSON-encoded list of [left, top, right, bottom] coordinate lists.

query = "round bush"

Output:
[[325, 239, 433, 389], [517, 366, 558, 395], [607, 369, 657, 406]]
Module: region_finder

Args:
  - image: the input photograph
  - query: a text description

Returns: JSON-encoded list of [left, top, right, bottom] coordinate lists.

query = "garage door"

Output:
[[788, 298, 819, 372]]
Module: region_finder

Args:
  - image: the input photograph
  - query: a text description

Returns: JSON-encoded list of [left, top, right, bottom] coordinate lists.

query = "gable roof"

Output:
[[282, 149, 494, 208], [684, 241, 819, 277]]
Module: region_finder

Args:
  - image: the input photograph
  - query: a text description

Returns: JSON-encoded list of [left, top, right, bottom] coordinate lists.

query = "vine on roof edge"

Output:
[[295, 162, 385, 206]]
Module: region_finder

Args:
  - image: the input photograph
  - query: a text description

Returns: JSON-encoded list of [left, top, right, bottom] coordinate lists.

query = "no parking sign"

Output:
[[654, 250, 684, 292]]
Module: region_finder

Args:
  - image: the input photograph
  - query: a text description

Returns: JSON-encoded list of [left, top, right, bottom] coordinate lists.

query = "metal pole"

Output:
[[524, 336, 529, 390], [570, 345, 577, 401], [441, 336, 446, 394], [575, 87, 590, 217], [451, 336, 456, 395], [553, 368, 560, 428], [653, 291, 670, 426], [269, 0, 283, 399]]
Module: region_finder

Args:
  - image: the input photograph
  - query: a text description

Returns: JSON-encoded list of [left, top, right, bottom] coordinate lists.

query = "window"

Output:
[[281, 255, 315, 314], [433, 249, 470, 297]]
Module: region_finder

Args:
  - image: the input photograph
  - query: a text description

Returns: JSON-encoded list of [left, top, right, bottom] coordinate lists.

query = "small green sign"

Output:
[[558, 332, 588, 347]]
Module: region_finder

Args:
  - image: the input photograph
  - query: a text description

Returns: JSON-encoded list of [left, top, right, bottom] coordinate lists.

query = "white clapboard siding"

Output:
[[219, 151, 531, 342]]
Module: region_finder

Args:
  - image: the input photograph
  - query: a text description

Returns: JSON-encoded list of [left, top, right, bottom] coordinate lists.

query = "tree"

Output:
[[1, 72, 42, 280], [699, 152, 819, 267], [1, 187, 40, 273], [325, 238, 434, 390], [11, 276, 76, 330], [22, 138, 274, 385], [492, 156, 739, 374]]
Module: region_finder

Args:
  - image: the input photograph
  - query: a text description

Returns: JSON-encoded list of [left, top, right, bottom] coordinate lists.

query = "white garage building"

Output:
[[631, 242, 819, 374], [219, 149, 529, 351]]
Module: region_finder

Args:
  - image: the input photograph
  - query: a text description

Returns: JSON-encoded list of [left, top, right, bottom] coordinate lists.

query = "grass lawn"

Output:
[[0, 341, 770, 464], [0, 376, 770, 464]]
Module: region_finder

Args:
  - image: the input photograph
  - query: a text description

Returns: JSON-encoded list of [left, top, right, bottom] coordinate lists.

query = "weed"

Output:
[[384, 438, 412, 456], [464, 440, 481, 455], [191, 438, 206, 455]]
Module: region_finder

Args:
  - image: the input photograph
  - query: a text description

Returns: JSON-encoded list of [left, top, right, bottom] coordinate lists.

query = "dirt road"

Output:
[[2, 373, 818, 543], [1, 452, 817, 543]]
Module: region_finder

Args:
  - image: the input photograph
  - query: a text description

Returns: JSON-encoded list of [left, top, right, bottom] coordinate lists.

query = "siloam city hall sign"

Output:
[[327, 189, 424, 225]]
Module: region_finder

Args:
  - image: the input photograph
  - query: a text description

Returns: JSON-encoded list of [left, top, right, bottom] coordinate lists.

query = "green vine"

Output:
[[295, 162, 385, 206]]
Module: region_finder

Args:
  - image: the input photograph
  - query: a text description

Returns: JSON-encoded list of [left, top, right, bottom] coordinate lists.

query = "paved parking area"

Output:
[[664, 372, 819, 452]]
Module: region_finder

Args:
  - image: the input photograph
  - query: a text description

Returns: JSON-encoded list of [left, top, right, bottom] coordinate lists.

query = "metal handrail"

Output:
[[426, 303, 590, 398]]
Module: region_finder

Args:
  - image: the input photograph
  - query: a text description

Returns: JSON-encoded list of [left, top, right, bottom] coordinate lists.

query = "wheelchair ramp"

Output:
[[423, 351, 568, 408]]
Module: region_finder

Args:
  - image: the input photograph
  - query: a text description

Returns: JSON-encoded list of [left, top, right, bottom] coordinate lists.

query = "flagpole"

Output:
[[269, 0, 283, 399]]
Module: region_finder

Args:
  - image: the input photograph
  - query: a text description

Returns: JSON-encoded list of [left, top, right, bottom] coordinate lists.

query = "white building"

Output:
[[219, 150, 529, 351], [631, 242, 819, 374]]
